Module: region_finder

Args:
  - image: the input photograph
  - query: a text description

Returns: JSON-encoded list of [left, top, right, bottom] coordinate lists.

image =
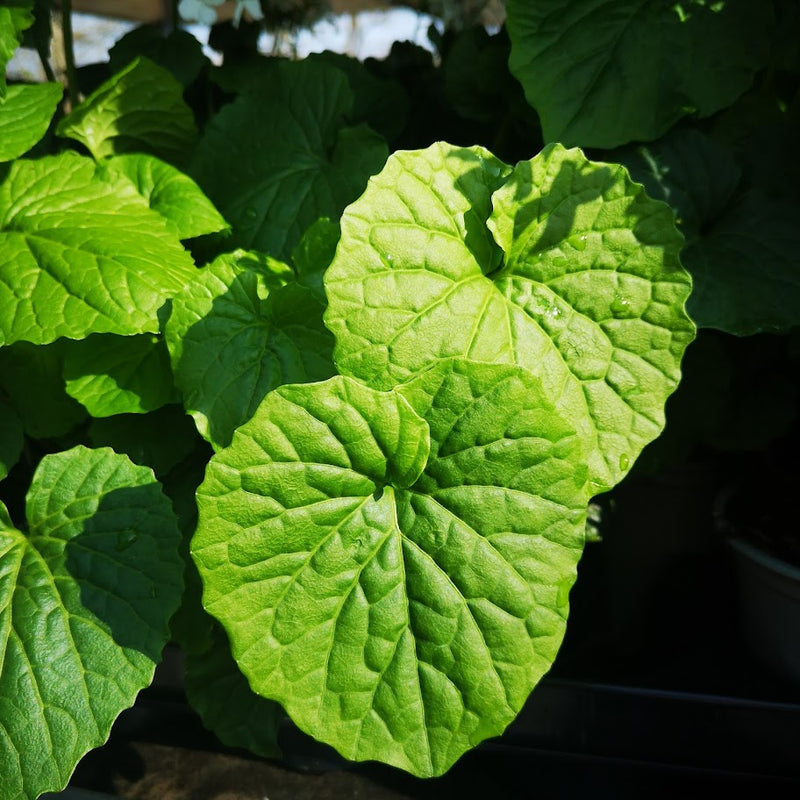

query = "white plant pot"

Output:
[[729, 536, 800, 685]]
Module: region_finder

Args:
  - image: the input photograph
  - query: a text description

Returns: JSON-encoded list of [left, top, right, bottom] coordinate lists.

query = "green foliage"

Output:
[[184, 621, 285, 759], [0, 82, 61, 161], [506, 0, 774, 148], [0, 2, 33, 99], [0, 446, 182, 800], [189, 58, 388, 260], [2, 0, 796, 794], [325, 142, 694, 492], [98, 153, 229, 240], [0, 396, 23, 479], [57, 57, 198, 164], [164, 248, 335, 449], [193, 365, 589, 775], [62, 334, 179, 417], [0, 152, 197, 345]]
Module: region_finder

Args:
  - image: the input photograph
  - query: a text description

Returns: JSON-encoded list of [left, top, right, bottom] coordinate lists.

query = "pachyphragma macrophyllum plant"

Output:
[[0, 1, 704, 795]]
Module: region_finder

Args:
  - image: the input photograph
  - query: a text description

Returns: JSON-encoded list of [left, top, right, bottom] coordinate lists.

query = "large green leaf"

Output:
[[165, 250, 335, 449], [0, 446, 183, 799], [193, 363, 588, 776], [189, 59, 388, 260], [324, 143, 694, 492], [506, 0, 773, 147], [63, 333, 179, 417], [99, 154, 229, 240], [0, 2, 33, 100], [0, 83, 62, 162], [56, 57, 198, 165], [0, 152, 197, 345]]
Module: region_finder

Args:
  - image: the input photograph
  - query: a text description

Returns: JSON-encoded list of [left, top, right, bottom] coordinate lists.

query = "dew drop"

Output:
[[611, 293, 632, 316], [618, 453, 630, 471], [570, 234, 588, 252]]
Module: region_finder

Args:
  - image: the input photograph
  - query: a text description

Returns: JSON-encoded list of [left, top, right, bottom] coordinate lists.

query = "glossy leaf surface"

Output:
[[325, 143, 694, 491], [193, 364, 587, 776]]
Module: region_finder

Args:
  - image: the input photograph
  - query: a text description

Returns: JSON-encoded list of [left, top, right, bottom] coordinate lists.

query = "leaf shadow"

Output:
[[63, 483, 183, 657], [172, 277, 335, 449]]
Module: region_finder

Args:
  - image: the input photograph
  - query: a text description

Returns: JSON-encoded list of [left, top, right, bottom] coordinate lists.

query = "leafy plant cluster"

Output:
[[0, 0, 796, 797]]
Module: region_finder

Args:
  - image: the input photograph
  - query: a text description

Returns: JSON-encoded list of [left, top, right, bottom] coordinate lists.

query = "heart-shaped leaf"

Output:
[[193, 362, 587, 776], [324, 142, 695, 491], [0, 446, 182, 799]]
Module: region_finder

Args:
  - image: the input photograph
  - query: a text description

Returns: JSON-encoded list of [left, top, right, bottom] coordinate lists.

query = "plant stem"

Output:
[[36, 42, 56, 84], [60, 0, 79, 109]]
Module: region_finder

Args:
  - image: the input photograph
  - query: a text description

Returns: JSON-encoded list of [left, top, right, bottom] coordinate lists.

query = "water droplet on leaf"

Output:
[[611, 293, 633, 317], [569, 234, 588, 252], [618, 453, 630, 471]]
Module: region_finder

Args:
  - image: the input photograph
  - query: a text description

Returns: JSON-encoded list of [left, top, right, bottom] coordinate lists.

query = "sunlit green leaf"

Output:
[[0, 83, 62, 162], [57, 57, 198, 165], [100, 154, 229, 240], [0, 152, 196, 346], [193, 365, 587, 776], [325, 143, 695, 491]]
